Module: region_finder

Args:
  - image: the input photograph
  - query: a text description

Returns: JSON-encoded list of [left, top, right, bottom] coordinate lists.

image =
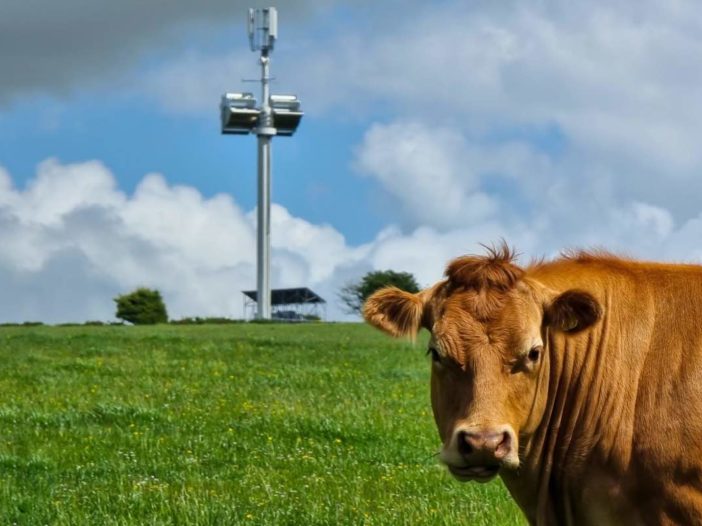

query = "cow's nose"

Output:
[[457, 428, 513, 461]]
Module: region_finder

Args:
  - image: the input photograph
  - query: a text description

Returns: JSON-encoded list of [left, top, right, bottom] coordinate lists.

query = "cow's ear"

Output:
[[363, 287, 425, 338], [545, 289, 602, 333]]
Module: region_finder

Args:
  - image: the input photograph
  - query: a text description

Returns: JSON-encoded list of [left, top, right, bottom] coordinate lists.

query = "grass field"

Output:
[[0, 323, 524, 525]]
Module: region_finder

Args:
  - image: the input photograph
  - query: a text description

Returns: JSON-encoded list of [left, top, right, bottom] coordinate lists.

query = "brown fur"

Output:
[[443, 242, 524, 322], [445, 242, 524, 292], [364, 245, 702, 525], [362, 286, 424, 338]]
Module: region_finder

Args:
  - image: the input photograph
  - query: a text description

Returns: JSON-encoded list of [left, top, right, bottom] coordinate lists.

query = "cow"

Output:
[[363, 244, 702, 525]]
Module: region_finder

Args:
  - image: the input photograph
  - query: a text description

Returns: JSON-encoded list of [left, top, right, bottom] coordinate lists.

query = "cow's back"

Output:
[[525, 255, 702, 524]]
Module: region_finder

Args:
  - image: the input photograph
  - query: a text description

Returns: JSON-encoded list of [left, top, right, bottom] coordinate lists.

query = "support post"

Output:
[[256, 53, 274, 320], [256, 134, 271, 319]]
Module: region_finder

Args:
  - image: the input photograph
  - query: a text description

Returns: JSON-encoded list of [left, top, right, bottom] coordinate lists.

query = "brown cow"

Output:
[[364, 244, 702, 525]]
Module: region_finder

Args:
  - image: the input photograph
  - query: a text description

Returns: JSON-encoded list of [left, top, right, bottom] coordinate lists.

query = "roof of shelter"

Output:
[[242, 287, 326, 305]]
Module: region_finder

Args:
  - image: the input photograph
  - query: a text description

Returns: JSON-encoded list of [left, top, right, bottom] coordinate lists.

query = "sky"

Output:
[[1, 0, 702, 323]]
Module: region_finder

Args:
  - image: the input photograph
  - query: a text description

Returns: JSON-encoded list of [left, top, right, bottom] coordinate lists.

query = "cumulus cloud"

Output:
[[355, 121, 556, 230], [2, 156, 702, 323], [352, 117, 702, 271], [0, 159, 365, 322], [355, 122, 495, 229], [144, 0, 702, 221]]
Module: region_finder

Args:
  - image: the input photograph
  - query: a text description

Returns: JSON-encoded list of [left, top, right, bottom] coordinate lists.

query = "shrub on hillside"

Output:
[[339, 270, 420, 315], [114, 288, 168, 325]]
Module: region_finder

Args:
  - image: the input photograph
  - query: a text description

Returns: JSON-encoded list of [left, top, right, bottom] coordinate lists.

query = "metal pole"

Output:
[[256, 52, 274, 319], [257, 135, 271, 319]]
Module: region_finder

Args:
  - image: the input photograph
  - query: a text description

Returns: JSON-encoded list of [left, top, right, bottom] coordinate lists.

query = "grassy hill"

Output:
[[0, 323, 523, 525]]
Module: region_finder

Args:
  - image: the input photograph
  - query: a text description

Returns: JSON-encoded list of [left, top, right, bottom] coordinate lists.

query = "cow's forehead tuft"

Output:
[[444, 243, 524, 293]]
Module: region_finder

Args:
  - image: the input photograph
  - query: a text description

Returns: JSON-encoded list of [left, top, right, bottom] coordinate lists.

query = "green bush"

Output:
[[113, 288, 168, 325], [339, 270, 420, 315]]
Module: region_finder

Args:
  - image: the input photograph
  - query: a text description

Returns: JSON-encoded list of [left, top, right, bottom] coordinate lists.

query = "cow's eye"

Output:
[[527, 346, 542, 362], [427, 347, 441, 363]]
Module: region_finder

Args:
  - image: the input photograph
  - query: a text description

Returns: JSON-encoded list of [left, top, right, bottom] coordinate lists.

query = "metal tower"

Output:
[[220, 7, 303, 319]]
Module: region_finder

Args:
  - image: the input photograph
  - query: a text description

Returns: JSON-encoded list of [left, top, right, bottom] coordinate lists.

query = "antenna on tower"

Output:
[[248, 7, 278, 54]]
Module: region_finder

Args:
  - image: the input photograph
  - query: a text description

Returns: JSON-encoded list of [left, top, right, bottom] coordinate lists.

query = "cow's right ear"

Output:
[[363, 287, 425, 338]]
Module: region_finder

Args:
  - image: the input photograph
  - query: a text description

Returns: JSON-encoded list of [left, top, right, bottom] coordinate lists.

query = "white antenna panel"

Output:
[[267, 7, 278, 40], [247, 8, 255, 49], [247, 7, 277, 52]]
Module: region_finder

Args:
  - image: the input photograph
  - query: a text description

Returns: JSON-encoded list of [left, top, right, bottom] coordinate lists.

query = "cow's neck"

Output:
[[502, 294, 643, 525]]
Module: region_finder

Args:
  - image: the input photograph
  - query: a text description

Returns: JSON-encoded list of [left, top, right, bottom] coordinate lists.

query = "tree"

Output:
[[114, 288, 168, 325], [339, 270, 420, 315]]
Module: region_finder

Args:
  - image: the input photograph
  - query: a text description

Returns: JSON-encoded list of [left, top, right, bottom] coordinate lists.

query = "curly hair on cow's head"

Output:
[[439, 242, 525, 322], [445, 241, 524, 292]]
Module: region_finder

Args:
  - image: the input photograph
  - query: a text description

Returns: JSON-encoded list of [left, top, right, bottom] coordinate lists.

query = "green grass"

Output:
[[0, 323, 524, 525]]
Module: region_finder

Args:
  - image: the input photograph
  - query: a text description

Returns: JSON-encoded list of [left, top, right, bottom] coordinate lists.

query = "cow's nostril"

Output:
[[457, 430, 474, 456], [494, 431, 512, 459]]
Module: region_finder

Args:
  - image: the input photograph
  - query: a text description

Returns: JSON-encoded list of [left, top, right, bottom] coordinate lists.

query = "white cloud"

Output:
[[353, 117, 702, 270], [0, 160, 364, 322], [355, 122, 494, 229], [355, 121, 556, 230], [268, 204, 366, 284], [143, 0, 702, 221], [1, 156, 702, 324]]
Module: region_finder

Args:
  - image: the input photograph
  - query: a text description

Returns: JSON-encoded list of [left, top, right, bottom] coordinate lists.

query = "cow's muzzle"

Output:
[[441, 424, 518, 482]]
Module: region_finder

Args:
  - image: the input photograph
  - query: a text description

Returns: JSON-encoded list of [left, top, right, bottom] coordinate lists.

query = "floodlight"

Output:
[[220, 92, 260, 134], [248, 7, 277, 53], [223, 91, 257, 109], [270, 94, 303, 136], [269, 94, 300, 111]]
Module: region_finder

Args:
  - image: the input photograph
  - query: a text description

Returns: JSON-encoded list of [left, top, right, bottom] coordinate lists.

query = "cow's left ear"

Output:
[[545, 289, 603, 333], [363, 287, 425, 338]]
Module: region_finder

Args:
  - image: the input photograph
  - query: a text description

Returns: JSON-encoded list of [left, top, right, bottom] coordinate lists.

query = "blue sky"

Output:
[[0, 93, 383, 244], [1, 0, 702, 322]]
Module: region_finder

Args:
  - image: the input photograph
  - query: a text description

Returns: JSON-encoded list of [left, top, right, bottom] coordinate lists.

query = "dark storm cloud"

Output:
[[0, 0, 336, 104]]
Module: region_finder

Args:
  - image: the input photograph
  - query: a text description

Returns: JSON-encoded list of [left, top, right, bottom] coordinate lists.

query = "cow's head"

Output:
[[363, 246, 602, 483]]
